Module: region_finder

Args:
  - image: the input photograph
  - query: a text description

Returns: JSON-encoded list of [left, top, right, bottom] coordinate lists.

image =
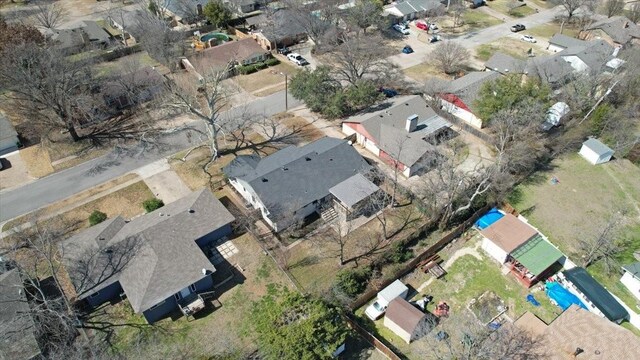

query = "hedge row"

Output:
[[237, 57, 280, 75]]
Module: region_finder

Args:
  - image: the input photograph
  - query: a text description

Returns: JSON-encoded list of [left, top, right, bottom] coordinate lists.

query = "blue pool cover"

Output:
[[474, 208, 505, 230], [545, 281, 588, 311]]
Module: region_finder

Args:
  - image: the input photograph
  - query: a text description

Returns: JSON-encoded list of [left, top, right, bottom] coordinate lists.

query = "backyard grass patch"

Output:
[[403, 62, 450, 83]]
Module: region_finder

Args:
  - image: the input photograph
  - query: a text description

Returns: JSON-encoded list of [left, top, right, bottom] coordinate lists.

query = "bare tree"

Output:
[[602, 0, 625, 18], [33, 2, 68, 30], [133, 9, 188, 71], [550, 0, 596, 20], [343, 0, 384, 34], [0, 45, 93, 141], [432, 41, 469, 74], [327, 34, 395, 86], [450, 0, 467, 27], [281, 0, 339, 51], [578, 211, 628, 272]]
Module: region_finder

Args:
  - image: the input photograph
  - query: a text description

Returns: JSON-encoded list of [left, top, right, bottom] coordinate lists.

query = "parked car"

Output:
[[521, 35, 536, 43], [277, 47, 291, 55], [402, 45, 414, 54], [430, 34, 441, 43], [287, 53, 308, 66], [393, 24, 410, 35], [470, 0, 485, 8], [511, 24, 526, 32]]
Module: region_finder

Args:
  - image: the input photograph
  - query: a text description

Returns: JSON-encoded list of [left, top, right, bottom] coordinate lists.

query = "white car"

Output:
[[286, 53, 308, 66], [393, 24, 410, 35], [365, 300, 387, 320], [521, 35, 537, 43]]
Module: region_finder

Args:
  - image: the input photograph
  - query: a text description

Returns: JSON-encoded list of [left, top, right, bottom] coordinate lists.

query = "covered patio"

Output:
[[507, 235, 563, 288]]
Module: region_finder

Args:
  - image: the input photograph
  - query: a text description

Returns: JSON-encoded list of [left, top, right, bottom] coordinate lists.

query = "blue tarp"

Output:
[[474, 208, 504, 230], [545, 282, 588, 311]]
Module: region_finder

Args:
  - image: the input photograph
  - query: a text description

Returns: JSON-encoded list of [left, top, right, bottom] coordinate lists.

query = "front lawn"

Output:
[[462, 10, 503, 30], [403, 62, 450, 83], [233, 62, 298, 96], [526, 22, 580, 40]]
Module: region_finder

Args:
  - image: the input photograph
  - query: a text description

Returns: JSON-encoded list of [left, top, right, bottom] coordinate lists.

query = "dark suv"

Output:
[[510, 24, 526, 32]]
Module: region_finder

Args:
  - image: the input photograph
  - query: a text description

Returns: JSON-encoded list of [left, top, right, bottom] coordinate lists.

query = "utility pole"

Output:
[[281, 72, 288, 111]]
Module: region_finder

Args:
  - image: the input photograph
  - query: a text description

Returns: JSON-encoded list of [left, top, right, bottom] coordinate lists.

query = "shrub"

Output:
[[89, 210, 107, 226], [254, 61, 268, 70], [143, 198, 165, 213], [237, 64, 257, 75], [384, 241, 413, 264], [265, 57, 280, 66], [335, 267, 372, 298]]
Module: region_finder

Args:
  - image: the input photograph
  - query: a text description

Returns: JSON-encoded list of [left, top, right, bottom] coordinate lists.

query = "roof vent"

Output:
[[261, 178, 268, 182], [406, 114, 418, 133], [305, 157, 311, 161], [202, 268, 207, 275], [283, 167, 288, 171], [98, 237, 105, 241], [159, 212, 164, 217], [188, 209, 195, 213]]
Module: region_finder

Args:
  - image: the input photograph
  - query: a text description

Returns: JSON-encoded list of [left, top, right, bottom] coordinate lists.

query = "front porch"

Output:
[[178, 292, 207, 318]]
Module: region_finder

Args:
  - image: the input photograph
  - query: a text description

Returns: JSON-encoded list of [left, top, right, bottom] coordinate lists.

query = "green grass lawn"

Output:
[[510, 5, 537, 17], [526, 23, 580, 40], [463, 10, 503, 30], [510, 154, 640, 310]]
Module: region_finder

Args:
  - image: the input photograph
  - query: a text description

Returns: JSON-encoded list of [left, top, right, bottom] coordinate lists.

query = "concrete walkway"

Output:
[[143, 170, 192, 204]]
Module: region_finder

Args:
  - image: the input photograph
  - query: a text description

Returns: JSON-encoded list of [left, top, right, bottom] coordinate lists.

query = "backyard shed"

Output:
[[579, 138, 614, 165], [479, 213, 538, 264], [562, 267, 629, 323], [620, 262, 640, 301], [383, 298, 436, 344]]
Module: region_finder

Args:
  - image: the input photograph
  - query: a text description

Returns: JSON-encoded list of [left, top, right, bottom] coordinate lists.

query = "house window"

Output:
[[149, 300, 165, 310], [190, 284, 197, 292], [88, 291, 100, 298], [174, 293, 182, 301]]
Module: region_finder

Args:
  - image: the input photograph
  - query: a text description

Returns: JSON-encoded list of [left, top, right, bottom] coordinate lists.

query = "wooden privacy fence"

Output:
[[349, 204, 492, 310]]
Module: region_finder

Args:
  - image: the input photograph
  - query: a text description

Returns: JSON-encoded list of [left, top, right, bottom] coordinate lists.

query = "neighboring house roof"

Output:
[[258, 9, 309, 43], [0, 113, 18, 142], [385, 298, 427, 333], [61, 189, 234, 313], [622, 262, 640, 280], [49, 27, 86, 51], [526, 54, 576, 84], [485, 53, 526, 74], [510, 235, 563, 276], [543, 305, 640, 359], [81, 20, 110, 43], [329, 173, 379, 209], [0, 270, 41, 360], [101, 66, 164, 109], [192, 38, 268, 70], [245, 14, 267, 27], [562, 267, 629, 322], [164, 0, 205, 19], [587, 16, 640, 45], [445, 71, 500, 111], [548, 33, 587, 49], [558, 40, 615, 71], [385, 0, 442, 16], [223, 137, 371, 221], [582, 138, 614, 157], [343, 95, 449, 168], [480, 214, 538, 253], [513, 311, 547, 336]]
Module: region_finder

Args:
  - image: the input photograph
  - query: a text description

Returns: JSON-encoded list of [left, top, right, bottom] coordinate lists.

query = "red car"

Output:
[[416, 21, 429, 31]]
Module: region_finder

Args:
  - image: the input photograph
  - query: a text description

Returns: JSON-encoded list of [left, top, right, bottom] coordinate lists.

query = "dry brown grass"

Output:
[[19, 145, 54, 178], [253, 83, 286, 97], [233, 62, 298, 95], [277, 113, 325, 143], [403, 62, 450, 83], [475, 37, 551, 61]]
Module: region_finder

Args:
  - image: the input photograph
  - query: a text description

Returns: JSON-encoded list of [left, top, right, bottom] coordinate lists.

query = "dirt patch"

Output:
[[19, 145, 54, 178]]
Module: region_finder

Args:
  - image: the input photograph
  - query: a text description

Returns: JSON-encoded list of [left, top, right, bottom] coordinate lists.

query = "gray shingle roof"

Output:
[[622, 262, 640, 280], [558, 40, 615, 70], [548, 33, 587, 49], [329, 173, 379, 208], [485, 53, 527, 75], [81, 21, 110, 43], [526, 55, 576, 84], [0, 113, 18, 142], [61, 189, 234, 313], [343, 95, 449, 167], [587, 16, 640, 44], [447, 71, 500, 110], [583, 138, 613, 156], [223, 137, 371, 220], [0, 270, 41, 360], [392, 0, 442, 16]]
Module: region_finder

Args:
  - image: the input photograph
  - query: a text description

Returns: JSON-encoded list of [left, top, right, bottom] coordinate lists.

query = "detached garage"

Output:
[[580, 138, 614, 165]]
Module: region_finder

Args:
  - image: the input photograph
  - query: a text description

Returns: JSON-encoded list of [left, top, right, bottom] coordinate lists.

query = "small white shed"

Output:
[[620, 262, 640, 301], [579, 138, 614, 165]]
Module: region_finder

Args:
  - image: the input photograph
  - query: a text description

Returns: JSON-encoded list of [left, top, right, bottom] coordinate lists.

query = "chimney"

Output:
[[572, 348, 584, 357], [406, 114, 418, 133]]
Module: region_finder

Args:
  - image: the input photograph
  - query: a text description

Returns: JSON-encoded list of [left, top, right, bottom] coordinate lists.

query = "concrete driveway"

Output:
[[0, 151, 33, 192]]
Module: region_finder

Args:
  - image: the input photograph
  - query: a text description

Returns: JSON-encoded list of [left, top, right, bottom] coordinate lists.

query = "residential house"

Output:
[[329, 173, 383, 225], [557, 40, 618, 73], [383, 0, 444, 22], [585, 16, 640, 48], [164, 0, 205, 23], [516, 305, 640, 359], [226, 0, 273, 13], [484, 52, 575, 87], [478, 211, 564, 287], [342, 95, 450, 177], [60, 189, 235, 324], [0, 269, 42, 360], [547, 33, 588, 53], [47, 21, 112, 54], [579, 138, 614, 165], [101, 66, 164, 112], [244, 9, 309, 50], [439, 71, 500, 129], [560, 267, 629, 324], [188, 38, 269, 73], [620, 262, 640, 301], [383, 298, 436, 344], [0, 113, 19, 155], [223, 137, 373, 232], [484, 52, 526, 75]]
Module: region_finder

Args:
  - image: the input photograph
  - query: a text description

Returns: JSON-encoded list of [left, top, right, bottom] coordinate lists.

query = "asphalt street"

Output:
[[0, 90, 301, 223]]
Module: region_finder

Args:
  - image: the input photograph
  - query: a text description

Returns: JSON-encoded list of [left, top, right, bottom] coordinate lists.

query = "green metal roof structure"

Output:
[[511, 235, 563, 276]]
